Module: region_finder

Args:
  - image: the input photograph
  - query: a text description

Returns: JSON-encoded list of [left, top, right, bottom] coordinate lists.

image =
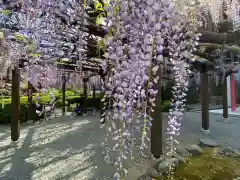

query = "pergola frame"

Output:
[[2, 2, 240, 158]]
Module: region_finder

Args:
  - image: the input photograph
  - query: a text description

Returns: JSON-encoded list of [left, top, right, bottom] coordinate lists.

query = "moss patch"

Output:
[[157, 148, 240, 180]]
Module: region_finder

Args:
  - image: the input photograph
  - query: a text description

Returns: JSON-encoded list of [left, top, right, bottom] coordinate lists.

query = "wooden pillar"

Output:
[[83, 77, 88, 115], [200, 65, 210, 133], [230, 73, 236, 112], [151, 67, 163, 158], [62, 74, 66, 116], [6, 67, 10, 83], [100, 76, 106, 124], [93, 83, 96, 100], [11, 68, 20, 141], [218, 11, 232, 120], [222, 76, 229, 120], [27, 81, 34, 121], [92, 83, 96, 114]]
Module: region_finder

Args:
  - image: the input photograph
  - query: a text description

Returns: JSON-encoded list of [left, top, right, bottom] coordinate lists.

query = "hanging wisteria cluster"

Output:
[[0, 0, 88, 80], [0, 0, 89, 119], [98, 0, 240, 179], [199, 0, 240, 29], [1, 0, 240, 179]]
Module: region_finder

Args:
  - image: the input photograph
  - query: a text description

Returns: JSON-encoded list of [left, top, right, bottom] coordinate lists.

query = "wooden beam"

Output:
[[198, 28, 240, 45], [84, 22, 106, 38], [199, 43, 240, 53]]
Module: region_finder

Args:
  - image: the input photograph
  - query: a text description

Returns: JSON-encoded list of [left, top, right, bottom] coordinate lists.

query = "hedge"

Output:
[[0, 88, 170, 124], [0, 103, 28, 124], [162, 100, 171, 112], [0, 94, 101, 124]]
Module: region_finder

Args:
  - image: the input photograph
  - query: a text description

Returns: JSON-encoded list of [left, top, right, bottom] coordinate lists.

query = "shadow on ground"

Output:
[[1, 112, 240, 180], [0, 114, 115, 180]]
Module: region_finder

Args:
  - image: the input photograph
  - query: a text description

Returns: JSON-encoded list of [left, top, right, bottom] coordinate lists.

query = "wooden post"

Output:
[[11, 68, 20, 141], [230, 73, 236, 112], [222, 76, 229, 120], [151, 67, 163, 158], [83, 77, 88, 115], [93, 83, 96, 100], [219, 8, 231, 120], [92, 83, 96, 114], [27, 81, 34, 121], [62, 74, 66, 116], [100, 76, 106, 124], [200, 65, 210, 134], [6, 67, 10, 83]]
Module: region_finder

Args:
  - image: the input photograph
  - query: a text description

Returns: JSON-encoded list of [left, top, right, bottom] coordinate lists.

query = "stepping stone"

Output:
[[186, 144, 203, 155], [174, 153, 186, 164], [217, 147, 240, 157], [176, 145, 192, 157], [137, 174, 152, 180], [199, 138, 218, 147], [127, 167, 142, 180], [156, 158, 179, 173], [146, 167, 162, 178]]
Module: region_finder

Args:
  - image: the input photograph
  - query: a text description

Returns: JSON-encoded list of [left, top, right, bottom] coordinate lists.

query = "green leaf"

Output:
[[93, 0, 104, 12], [0, 32, 3, 39], [1, 9, 9, 16]]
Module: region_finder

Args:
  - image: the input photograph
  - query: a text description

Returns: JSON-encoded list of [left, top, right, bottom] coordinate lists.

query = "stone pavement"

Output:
[[0, 112, 239, 180]]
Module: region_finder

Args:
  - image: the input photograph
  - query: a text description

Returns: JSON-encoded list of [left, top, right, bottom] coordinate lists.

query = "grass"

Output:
[[156, 148, 240, 180]]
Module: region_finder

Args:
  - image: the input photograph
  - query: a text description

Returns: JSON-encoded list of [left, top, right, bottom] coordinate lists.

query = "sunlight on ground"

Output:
[[0, 118, 97, 180], [30, 146, 95, 180], [30, 120, 91, 148]]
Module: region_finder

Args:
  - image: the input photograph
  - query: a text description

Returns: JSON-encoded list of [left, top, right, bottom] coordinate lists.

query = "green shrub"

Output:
[[0, 103, 28, 124], [1, 95, 53, 105], [55, 99, 68, 108], [55, 96, 101, 110], [0, 89, 102, 124], [162, 100, 171, 112], [65, 90, 76, 96]]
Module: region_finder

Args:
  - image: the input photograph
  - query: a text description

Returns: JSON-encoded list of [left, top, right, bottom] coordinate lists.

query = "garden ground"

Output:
[[0, 112, 240, 180]]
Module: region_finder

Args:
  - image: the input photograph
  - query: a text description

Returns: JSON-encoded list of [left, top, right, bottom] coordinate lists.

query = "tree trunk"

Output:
[[11, 68, 20, 141], [151, 68, 163, 158]]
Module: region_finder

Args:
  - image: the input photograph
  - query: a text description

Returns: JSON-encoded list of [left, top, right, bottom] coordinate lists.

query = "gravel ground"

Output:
[[0, 114, 115, 180], [0, 111, 240, 180]]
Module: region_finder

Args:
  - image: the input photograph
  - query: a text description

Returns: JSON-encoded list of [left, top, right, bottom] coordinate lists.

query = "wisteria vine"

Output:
[[1, 0, 240, 179]]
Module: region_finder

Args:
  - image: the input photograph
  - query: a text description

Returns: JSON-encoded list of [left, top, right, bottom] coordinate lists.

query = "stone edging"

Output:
[[137, 138, 240, 180]]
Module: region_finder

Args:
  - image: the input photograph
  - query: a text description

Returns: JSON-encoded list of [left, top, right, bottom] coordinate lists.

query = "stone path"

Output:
[[0, 112, 240, 180]]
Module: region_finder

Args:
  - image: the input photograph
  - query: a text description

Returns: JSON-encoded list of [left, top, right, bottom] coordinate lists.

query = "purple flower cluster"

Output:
[[102, 0, 203, 179]]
